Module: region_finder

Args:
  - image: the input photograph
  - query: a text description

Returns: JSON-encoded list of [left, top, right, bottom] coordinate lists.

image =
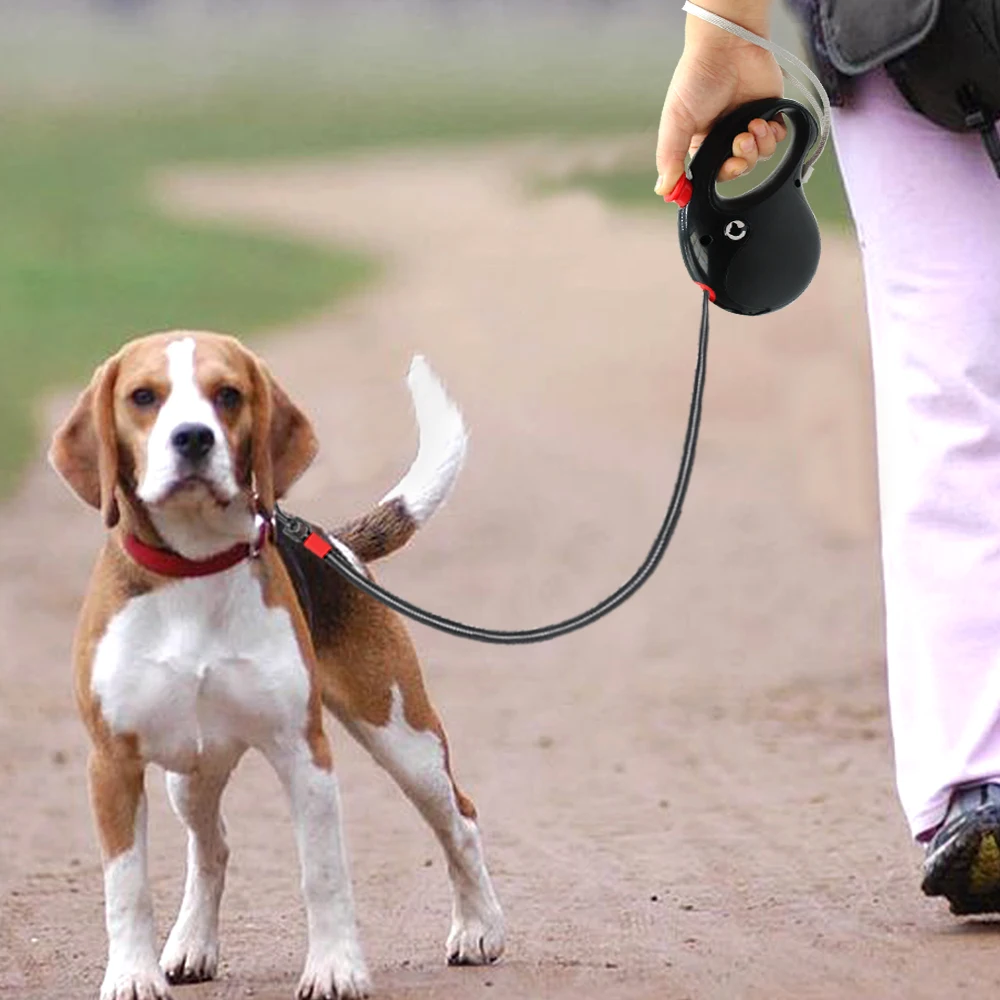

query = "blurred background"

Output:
[[7, 9, 921, 999], [0, 0, 847, 497]]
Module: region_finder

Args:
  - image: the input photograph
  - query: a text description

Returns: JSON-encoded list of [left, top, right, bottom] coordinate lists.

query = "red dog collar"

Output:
[[124, 518, 269, 579]]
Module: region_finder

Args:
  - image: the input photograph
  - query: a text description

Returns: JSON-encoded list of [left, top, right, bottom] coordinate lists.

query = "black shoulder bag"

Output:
[[819, 0, 1000, 176]]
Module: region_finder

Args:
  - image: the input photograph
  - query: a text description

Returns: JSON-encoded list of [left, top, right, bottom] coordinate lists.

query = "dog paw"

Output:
[[446, 900, 505, 966], [101, 963, 172, 1000], [296, 944, 371, 1000], [160, 926, 219, 984]]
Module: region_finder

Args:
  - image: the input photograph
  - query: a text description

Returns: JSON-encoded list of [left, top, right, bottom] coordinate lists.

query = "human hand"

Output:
[[655, 10, 787, 199]]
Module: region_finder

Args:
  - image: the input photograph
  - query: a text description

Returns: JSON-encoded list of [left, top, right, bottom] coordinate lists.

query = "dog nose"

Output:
[[171, 423, 215, 462]]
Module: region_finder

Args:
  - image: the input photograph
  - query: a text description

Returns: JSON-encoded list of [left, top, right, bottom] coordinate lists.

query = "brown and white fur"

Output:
[[48, 332, 503, 1000]]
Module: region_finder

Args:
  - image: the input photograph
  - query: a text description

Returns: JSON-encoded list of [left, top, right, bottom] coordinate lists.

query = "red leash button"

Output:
[[664, 175, 693, 208]]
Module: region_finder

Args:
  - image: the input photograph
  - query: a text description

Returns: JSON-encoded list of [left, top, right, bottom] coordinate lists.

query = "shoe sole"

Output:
[[922, 805, 1000, 915]]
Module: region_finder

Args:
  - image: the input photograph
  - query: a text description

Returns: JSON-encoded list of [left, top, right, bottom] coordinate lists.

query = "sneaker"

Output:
[[922, 783, 1000, 915]]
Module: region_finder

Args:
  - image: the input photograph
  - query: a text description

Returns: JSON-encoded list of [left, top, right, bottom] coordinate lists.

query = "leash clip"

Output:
[[273, 503, 311, 543]]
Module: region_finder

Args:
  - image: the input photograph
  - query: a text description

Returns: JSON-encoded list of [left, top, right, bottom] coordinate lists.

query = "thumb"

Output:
[[655, 91, 696, 196]]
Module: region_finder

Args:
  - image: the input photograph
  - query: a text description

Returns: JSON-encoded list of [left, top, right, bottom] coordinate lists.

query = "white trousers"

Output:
[[832, 69, 1000, 838]]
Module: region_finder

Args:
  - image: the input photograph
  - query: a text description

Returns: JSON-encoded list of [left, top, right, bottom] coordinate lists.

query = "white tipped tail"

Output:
[[332, 356, 467, 563], [333, 354, 467, 563], [380, 355, 468, 523]]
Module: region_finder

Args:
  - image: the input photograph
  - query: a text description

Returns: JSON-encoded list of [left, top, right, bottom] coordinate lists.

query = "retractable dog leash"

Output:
[[275, 3, 832, 644]]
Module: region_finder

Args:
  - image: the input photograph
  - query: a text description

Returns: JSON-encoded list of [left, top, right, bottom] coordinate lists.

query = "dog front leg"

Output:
[[160, 747, 243, 984], [265, 737, 370, 1000], [89, 747, 170, 1000]]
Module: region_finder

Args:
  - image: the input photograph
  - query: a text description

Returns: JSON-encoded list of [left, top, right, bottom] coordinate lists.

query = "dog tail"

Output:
[[332, 355, 468, 563]]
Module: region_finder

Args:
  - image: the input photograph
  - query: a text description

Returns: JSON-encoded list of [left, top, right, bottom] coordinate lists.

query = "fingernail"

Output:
[[750, 121, 768, 138], [654, 174, 666, 195], [740, 137, 755, 153]]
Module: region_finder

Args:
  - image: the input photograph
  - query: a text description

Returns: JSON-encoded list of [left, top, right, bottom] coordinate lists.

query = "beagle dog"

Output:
[[48, 332, 504, 1000]]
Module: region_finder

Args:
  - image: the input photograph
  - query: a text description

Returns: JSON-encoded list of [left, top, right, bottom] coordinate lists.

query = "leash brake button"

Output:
[[664, 174, 693, 208]]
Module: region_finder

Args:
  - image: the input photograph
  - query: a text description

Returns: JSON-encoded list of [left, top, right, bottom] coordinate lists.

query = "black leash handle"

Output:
[[273, 291, 710, 644]]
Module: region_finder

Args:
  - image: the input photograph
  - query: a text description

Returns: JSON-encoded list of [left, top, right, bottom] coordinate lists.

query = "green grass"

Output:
[[0, 118, 378, 494], [0, 103, 395, 496], [541, 138, 852, 230]]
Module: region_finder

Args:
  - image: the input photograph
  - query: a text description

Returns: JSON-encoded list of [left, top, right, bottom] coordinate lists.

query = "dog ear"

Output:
[[48, 357, 122, 528], [247, 355, 318, 511]]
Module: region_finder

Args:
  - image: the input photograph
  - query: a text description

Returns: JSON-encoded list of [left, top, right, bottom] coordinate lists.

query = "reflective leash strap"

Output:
[[274, 291, 712, 645], [681, 0, 832, 182]]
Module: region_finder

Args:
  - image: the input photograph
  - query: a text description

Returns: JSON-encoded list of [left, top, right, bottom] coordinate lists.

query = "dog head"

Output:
[[49, 332, 318, 545]]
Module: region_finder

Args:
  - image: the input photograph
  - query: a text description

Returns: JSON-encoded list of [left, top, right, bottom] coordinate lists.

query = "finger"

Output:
[[748, 118, 777, 160], [730, 131, 759, 174], [769, 117, 788, 143], [718, 155, 750, 182], [655, 92, 697, 196]]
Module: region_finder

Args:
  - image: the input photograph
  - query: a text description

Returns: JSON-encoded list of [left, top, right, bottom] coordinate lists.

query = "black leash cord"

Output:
[[274, 291, 710, 644]]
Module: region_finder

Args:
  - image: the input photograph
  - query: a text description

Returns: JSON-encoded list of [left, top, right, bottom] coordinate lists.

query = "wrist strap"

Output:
[[682, 0, 831, 181]]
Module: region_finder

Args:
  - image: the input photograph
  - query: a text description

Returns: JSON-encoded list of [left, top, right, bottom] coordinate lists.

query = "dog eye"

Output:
[[130, 387, 157, 408], [215, 386, 242, 410]]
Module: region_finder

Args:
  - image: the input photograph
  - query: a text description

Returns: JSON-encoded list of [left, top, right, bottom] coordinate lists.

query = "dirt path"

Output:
[[3, 138, 994, 1000]]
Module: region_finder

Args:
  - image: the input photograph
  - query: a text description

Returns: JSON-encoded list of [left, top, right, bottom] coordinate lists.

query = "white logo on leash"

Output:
[[725, 220, 747, 241]]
